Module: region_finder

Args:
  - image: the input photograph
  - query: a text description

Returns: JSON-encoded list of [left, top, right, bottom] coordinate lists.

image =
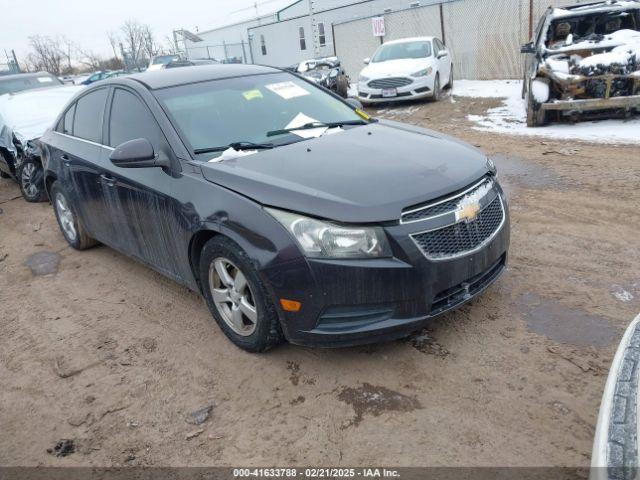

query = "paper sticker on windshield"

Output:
[[265, 81, 310, 100], [243, 89, 263, 101], [37, 77, 53, 83]]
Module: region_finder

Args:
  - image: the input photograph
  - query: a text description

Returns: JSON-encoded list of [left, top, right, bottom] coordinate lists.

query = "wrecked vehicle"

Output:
[[39, 65, 509, 352], [0, 85, 83, 201], [521, 0, 640, 126], [290, 57, 350, 98]]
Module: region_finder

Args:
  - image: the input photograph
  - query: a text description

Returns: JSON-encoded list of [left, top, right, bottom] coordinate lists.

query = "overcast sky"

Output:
[[1, 0, 286, 64]]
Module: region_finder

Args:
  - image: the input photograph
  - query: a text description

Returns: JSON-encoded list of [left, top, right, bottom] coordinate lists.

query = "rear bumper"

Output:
[[261, 194, 510, 348], [541, 95, 640, 112]]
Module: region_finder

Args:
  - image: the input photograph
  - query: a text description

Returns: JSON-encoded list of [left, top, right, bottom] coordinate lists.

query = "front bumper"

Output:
[[261, 185, 510, 347], [541, 94, 640, 112], [357, 76, 434, 104]]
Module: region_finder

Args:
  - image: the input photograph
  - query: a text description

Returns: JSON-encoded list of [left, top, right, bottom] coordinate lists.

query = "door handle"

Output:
[[60, 154, 70, 166], [100, 173, 116, 187]]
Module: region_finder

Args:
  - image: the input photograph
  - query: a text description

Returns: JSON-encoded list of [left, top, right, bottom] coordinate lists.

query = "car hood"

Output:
[[362, 58, 434, 78], [200, 120, 490, 223]]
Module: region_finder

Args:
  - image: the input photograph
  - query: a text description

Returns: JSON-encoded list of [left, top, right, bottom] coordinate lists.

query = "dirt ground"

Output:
[[1, 92, 639, 468]]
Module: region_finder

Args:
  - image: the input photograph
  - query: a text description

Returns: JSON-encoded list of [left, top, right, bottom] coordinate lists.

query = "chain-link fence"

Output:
[[334, 0, 600, 80], [185, 41, 251, 64]]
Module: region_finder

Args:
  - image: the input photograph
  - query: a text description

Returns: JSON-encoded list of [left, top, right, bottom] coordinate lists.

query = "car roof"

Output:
[[125, 64, 281, 90], [0, 71, 56, 82], [384, 36, 436, 45]]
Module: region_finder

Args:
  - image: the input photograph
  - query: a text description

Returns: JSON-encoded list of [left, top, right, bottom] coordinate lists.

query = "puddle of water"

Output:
[[518, 292, 618, 348], [337, 383, 421, 427], [490, 154, 572, 197], [24, 251, 61, 276]]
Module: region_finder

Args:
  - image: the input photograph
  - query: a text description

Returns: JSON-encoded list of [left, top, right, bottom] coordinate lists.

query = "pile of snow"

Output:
[[0, 85, 82, 154], [453, 79, 640, 144]]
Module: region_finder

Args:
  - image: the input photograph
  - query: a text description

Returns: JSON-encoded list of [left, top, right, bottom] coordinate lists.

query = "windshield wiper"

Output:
[[266, 120, 369, 138], [194, 141, 275, 155]]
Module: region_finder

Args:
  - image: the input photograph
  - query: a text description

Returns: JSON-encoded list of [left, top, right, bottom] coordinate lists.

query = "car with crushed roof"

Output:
[[38, 64, 510, 352], [521, 0, 640, 126]]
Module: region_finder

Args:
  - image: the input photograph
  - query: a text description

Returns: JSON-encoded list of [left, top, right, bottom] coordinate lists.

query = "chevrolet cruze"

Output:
[[39, 65, 509, 352]]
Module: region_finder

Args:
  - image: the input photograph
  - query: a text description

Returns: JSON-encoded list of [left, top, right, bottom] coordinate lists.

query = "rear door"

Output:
[[53, 87, 116, 244]]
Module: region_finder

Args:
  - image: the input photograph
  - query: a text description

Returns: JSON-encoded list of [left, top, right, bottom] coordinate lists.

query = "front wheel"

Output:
[[17, 157, 47, 202], [50, 181, 98, 250], [199, 236, 283, 352], [432, 73, 441, 101], [526, 86, 548, 127], [445, 66, 454, 90]]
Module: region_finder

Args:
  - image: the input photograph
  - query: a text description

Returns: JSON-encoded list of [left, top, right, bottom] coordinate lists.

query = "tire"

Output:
[[335, 75, 349, 98], [526, 86, 548, 127], [445, 66, 454, 90], [17, 156, 47, 202], [432, 73, 441, 101], [50, 181, 98, 250], [199, 236, 283, 353]]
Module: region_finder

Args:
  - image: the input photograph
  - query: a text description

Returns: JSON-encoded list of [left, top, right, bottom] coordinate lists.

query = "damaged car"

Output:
[[39, 65, 509, 352], [0, 85, 83, 201], [522, 0, 640, 126], [288, 57, 350, 98]]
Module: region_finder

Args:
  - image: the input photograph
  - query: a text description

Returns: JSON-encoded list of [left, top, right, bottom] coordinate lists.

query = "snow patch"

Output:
[[459, 79, 640, 144]]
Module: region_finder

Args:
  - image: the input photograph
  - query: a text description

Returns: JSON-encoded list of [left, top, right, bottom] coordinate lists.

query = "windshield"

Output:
[[371, 41, 432, 62], [152, 55, 180, 65], [155, 72, 364, 158], [0, 75, 62, 96]]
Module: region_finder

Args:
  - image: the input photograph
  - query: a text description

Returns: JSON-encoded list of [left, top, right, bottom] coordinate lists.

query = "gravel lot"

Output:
[[1, 92, 639, 467]]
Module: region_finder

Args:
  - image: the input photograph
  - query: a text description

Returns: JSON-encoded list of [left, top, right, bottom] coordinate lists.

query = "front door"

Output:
[[102, 87, 190, 281]]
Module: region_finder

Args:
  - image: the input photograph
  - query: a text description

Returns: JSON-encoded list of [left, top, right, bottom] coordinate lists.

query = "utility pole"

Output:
[[11, 49, 21, 73], [308, 0, 319, 58]]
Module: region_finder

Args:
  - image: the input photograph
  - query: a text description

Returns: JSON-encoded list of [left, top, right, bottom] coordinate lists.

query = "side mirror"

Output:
[[363, 57, 370, 65], [345, 97, 363, 110], [110, 138, 169, 169], [521, 42, 536, 54], [437, 50, 448, 59]]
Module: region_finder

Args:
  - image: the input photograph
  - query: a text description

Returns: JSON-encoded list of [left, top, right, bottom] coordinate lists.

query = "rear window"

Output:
[[0, 74, 62, 96]]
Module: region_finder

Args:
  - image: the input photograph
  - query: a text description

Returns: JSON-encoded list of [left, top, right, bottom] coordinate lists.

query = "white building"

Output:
[[184, 0, 442, 66]]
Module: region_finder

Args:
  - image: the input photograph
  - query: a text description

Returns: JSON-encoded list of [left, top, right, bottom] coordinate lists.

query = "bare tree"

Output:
[[76, 47, 104, 71], [120, 20, 147, 71], [27, 35, 64, 75], [107, 31, 120, 60]]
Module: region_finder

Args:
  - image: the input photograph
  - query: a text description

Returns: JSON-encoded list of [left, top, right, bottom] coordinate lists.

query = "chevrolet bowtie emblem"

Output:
[[456, 203, 481, 223]]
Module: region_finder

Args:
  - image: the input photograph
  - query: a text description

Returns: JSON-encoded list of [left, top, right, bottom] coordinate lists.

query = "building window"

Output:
[[318, 22, 326, 47], [299, 27, 306, 51], [260, 35, 267, 55]]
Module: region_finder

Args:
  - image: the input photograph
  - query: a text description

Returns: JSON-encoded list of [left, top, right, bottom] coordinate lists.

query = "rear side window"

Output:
[[73, 88, 108, 143], [61, 104, 76, 135], [108, 89, 162, 149]]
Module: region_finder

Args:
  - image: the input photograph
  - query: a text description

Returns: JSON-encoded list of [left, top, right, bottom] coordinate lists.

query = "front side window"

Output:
[[318, 23, 326, 47], [371, 41, 432, 63], [299, 27, 306, 51], [260, 35, 267, 55], [155, 72, 364, 159], [73, 88, 108, 143], [108, 89, 162, 149]]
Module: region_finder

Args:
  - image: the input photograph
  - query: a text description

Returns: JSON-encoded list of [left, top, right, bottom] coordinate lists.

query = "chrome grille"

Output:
[[411, 195, 505, 260], [402, 178, 492, 224], [368, 77, 413, 89]]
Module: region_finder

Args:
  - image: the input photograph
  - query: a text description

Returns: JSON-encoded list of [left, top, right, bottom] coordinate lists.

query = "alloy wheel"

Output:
[[20, 162, 39, 199], [208, 257, 258, 336], [54, 192, 77, 242]]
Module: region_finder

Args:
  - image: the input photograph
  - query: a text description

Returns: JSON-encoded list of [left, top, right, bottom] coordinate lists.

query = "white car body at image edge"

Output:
[[357, 36, 452, 104]]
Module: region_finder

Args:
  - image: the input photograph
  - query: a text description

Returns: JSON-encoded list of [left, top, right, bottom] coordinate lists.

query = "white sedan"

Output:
[[357, 36, 452, 104]]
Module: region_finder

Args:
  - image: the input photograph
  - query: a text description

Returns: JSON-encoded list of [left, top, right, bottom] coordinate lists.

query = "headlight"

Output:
[[267, 208, 391, 259], [359, 75, 370, 83], [411, 67, 433, 78], [486, 158, 497, 176]]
